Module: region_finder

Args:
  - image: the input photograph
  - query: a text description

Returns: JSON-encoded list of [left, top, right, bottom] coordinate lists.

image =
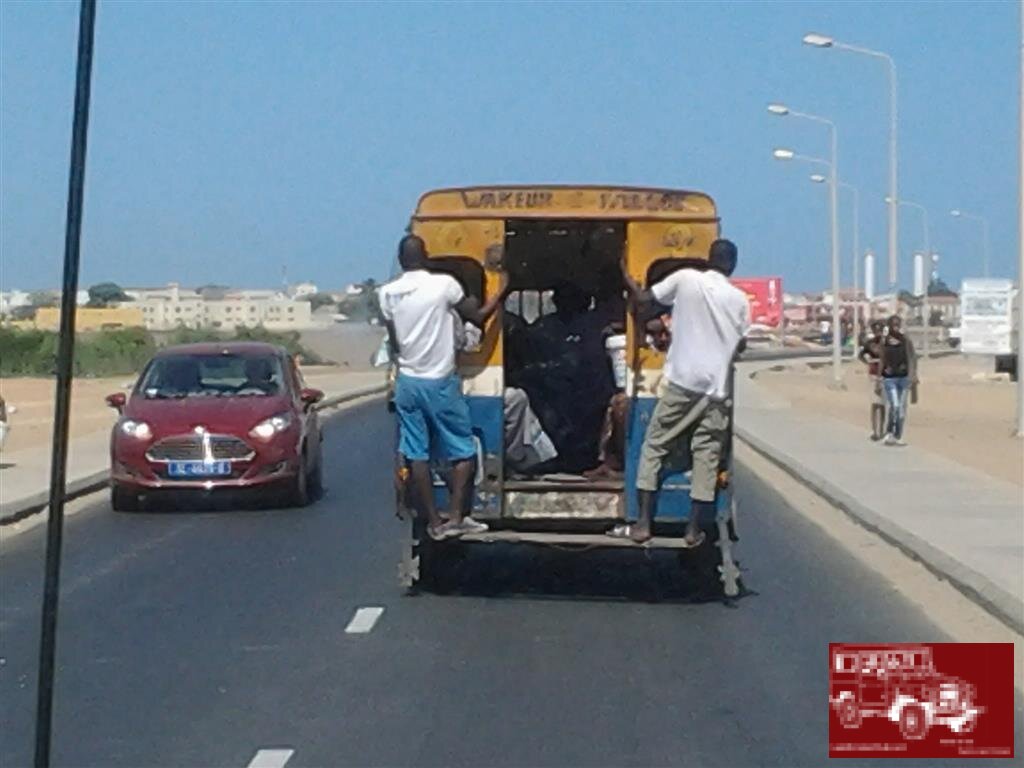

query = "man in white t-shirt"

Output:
[[615, 239, 750, 545], [378, 234, 508, 541]]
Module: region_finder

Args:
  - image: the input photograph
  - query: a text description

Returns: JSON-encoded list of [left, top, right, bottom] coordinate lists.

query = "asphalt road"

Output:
[[1, 401, 1020, 768]]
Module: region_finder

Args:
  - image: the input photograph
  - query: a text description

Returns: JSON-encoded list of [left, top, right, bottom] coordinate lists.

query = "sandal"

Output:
[[606, 524, 652, 543]]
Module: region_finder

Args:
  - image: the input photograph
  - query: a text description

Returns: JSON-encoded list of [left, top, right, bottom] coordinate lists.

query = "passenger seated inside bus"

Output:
[[502, 222, 624, 477]]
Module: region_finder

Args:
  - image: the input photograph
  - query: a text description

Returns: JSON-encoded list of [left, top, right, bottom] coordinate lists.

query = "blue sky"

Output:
[[0, 0, 1018, 292]]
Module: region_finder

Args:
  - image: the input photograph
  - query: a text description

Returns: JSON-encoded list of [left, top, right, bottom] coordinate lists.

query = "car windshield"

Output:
[[138, 353, 285, 398]]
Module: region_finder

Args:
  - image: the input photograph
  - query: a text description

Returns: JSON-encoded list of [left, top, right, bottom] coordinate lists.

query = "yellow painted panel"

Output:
[[624, 220, 720, 394], [411, 219, 505, 370], [415, 186, 717, 222]]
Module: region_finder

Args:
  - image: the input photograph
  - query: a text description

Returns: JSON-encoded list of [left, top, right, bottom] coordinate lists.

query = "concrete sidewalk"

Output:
[[0, 369, 384, 524], [734, 359, 1024, 634]]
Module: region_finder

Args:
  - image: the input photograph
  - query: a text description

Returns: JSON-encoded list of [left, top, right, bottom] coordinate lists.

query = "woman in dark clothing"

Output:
[[879, 314, 918, 446]]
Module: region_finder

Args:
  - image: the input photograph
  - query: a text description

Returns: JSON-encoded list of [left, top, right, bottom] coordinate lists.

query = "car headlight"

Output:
[[250, 412, 293, 440], [119, 419, 152, 440]]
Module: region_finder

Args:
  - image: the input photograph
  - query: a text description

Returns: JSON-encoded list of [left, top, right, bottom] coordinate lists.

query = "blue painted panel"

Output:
[[430, 394, 503, 516], [623, 397, 730, 523]]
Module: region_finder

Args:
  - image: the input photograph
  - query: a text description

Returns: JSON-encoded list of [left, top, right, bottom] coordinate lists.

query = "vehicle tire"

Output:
[[287, 452, 311, 508], [898, 702, 930, 740], [415, 523, 467, 594], [110, 483, 140, 513], [678, 524, 730, 599], [836, 698, 862, 729], [307, 451, 323, 500]]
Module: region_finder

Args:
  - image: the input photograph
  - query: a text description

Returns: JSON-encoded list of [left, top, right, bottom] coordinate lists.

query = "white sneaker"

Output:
[[894, 438, 907, 447], [882, 434, 896, 446]]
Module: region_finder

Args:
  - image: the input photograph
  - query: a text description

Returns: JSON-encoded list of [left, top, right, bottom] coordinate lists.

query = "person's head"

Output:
[[397, 234, 428, 271], [646, 315, 672, 352], [552, 282, 591, 316], [708, 239, 738, 276], [887, 314, 903, 335], [870, 319, 884, 337]]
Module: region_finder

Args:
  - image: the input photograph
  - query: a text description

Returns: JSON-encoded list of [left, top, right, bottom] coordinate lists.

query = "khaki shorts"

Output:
[[636, 381, 728, 502]]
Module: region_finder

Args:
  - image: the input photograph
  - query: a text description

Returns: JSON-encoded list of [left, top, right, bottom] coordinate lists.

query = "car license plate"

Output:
[[167, 460, 231, 478]]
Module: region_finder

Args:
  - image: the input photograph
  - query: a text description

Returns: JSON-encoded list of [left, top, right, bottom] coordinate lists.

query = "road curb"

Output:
[[735, 426, 1024, 636], [0, 384, 388, 528], [0, 470, 110, 527]]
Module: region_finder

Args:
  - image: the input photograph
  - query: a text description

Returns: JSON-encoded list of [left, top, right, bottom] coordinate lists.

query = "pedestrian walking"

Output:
[[880, 314, 917, 446]]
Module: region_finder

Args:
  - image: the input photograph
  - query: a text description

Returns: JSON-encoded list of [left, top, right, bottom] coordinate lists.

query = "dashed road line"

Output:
[[344, 606, 384, 634], [246, 748, 294, 768]]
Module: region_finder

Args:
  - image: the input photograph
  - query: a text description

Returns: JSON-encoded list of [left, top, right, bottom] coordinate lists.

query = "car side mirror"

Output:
[[300, 388, 324, 408], [105, 392, 127, 413]]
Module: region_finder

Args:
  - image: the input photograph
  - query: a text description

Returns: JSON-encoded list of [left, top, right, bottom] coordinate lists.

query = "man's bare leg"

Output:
[[447, 457, 475, 526], [631, 490, 656, 543], [685, 500, 712, 546], [409, 460, 444, 532], [871, 404, 885, 440]]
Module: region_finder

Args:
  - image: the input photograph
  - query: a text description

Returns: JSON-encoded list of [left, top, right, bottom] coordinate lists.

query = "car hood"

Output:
[[124, 394, 292, 436]]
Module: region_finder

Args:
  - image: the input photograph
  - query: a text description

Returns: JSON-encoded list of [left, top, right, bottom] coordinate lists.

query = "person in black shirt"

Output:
[[879, 314, 917, 446]]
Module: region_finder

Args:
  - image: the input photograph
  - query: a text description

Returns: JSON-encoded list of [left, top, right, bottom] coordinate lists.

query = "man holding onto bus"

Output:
[[617, 239, 749, 545], [379, 234, 509, 540]]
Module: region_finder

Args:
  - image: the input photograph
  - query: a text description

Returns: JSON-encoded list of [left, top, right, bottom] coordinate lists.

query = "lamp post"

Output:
[[888, 197, 932, 355], [803, 33, 899, 291], [1018, 0, 1023, 437], [769, 102, 843, 387], [950, 209, 992, 278], [814, 175, 860, 357]]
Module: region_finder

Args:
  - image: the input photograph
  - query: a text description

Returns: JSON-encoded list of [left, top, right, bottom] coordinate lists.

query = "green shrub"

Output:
[[0, 324, 318, 377]]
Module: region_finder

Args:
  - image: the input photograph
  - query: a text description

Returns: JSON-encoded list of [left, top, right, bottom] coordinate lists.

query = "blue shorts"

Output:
[[394, 373, 476, 462]]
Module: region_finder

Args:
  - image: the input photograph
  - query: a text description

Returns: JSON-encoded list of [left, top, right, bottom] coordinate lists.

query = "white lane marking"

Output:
[[246, 748, 294, 768], [344, 606, 384, 634]]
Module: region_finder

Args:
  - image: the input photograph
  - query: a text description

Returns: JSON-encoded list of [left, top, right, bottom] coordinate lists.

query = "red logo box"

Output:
[[829, 643, 1014, 759]]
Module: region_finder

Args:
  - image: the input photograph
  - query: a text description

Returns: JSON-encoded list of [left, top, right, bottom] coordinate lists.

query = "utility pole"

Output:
[[33, 2, 97, 766]]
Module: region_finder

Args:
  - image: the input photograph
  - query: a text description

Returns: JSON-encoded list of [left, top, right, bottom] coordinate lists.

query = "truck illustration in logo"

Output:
[[830, 645, 983, 741]]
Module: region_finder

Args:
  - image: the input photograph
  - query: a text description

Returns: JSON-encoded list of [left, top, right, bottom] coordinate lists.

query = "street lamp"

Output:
[[815, 175, 861, 357], [887, 196, 933, 355], [769, 102, 843, 387], [804, 32, 899, 291], [950, 209, 992, 278]]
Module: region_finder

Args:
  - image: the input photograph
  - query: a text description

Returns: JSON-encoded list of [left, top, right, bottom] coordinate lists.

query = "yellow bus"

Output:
[[395, 185, 740, 595]]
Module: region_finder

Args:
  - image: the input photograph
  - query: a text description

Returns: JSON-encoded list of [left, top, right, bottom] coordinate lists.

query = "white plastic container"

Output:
[[605, 334, 627, 389]]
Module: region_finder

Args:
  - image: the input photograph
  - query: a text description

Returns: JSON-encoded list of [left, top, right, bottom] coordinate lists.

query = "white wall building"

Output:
[[0, 290, 32, 316], [123, 283, 313, 331]]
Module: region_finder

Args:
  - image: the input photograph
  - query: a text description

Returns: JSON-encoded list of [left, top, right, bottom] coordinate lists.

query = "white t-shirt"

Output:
[[651, 268, 750, 399], [378, 270, 465, 379]]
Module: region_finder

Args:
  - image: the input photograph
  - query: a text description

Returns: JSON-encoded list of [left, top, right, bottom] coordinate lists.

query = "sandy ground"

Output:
[[756, 354, 1024, 487], [0, 364, 359, 456]]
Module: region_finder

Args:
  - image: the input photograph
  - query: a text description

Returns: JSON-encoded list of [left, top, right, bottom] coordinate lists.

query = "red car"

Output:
[[105, 342, 324, 511]]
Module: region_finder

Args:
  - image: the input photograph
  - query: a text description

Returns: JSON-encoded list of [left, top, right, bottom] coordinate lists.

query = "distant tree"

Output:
[[928, 277, 956, 297], [302, 292, 337, 312], [28, 290, 59, 308], [363, 279, 381, 320], [87, 282, 131, 307], [196, 284, 229, 300]]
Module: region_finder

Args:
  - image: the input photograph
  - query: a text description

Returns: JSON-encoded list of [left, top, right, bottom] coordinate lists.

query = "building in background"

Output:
[[27, 306, 145, 332], [122, 283, 314, 331]]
